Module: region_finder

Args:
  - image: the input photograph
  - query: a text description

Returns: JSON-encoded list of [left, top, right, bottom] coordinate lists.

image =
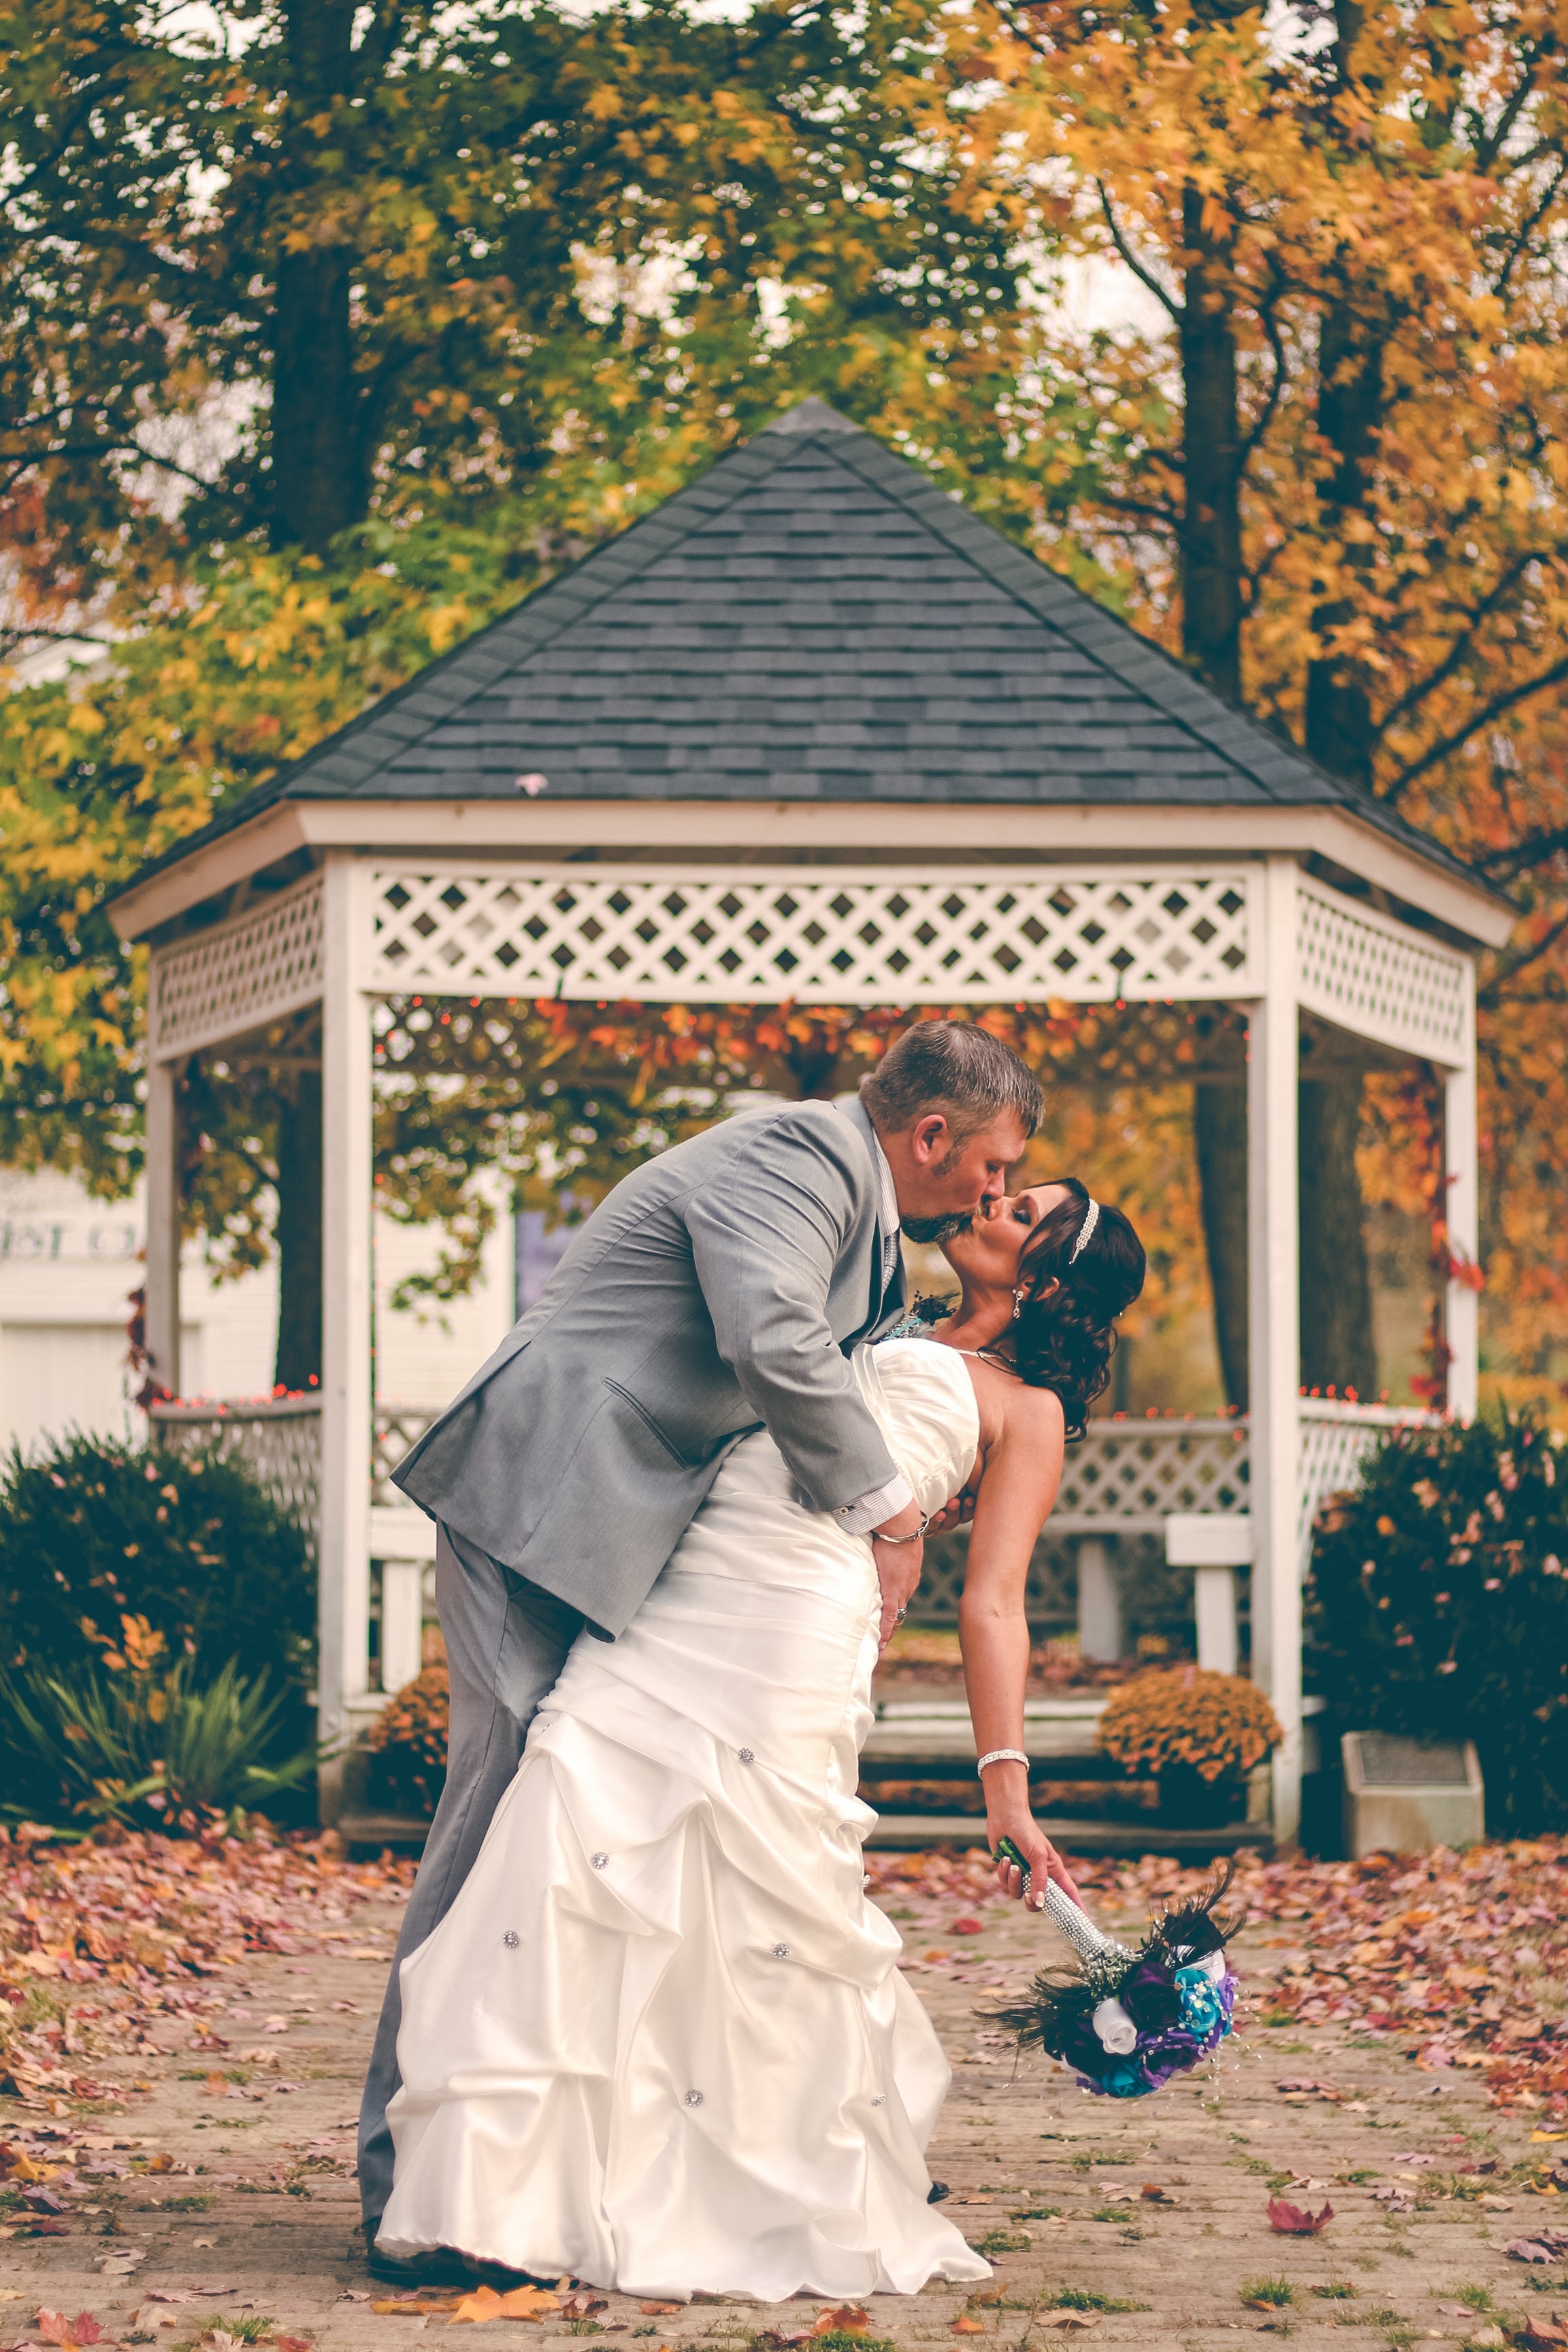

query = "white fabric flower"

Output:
[[1092, 1996, 1139, 2055]]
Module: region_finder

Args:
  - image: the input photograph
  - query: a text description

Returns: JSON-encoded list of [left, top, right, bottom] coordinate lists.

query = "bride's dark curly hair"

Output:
[[1011, 1179, 1146, 1440]]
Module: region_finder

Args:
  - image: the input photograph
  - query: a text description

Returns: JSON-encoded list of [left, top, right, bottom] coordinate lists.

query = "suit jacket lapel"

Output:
[[835, 1092, 906, 1336]]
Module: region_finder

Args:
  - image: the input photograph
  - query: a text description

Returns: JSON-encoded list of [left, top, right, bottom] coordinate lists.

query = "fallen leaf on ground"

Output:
[[492, 2291, 559, 2323], [274, 2338, 314, 2351], [1267, 2196, 1334, 2235], [1508, 2238, 1568, 2263], [1516, 2319, 1568, 2351], [1275, 2079, 1341, 2101], [35, 2315, 103, 2351], [1041, 2315, 1099, 2333], [638, 2308, 683, 2319], [811, 2310, 869, 2336], [1140, 2184, 1178, 2204], [951, 2319, 987, 2335], [558, 2300, 606, 2323], [448, 2289, 506, 2326]]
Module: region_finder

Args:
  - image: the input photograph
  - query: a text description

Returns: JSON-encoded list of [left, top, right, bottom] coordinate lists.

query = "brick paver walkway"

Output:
[[2, 1862, 1549, 2352]]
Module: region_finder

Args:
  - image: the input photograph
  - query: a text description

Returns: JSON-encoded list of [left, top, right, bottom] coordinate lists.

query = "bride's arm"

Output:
[[958, 1380, 1081, 1908]]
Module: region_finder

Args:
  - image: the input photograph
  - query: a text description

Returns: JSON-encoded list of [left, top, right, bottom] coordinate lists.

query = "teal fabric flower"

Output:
[[1096, 2057, 1146, 2098], [1174, 1963, 1224, 2038]]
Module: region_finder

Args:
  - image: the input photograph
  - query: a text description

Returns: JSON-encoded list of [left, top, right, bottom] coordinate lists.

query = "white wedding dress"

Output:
[[377, 1337, 992, 2298]]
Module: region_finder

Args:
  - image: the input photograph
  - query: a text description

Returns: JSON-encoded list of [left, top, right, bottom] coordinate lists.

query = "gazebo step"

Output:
[[338, 1810, 432, 1857], [865, 1812, 1273, 1857]]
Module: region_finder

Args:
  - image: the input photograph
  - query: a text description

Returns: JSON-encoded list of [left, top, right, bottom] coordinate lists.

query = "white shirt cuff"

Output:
[[832, 1473, 915, 1536]]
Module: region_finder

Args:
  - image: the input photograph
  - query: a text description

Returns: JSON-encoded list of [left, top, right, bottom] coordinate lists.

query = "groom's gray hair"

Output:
[[860, 1019, 1043, 1142]]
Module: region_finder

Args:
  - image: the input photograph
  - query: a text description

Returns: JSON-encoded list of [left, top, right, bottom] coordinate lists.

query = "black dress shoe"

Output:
[[365, 2236, 476, 2287], [927, 2181, 951, 2204]]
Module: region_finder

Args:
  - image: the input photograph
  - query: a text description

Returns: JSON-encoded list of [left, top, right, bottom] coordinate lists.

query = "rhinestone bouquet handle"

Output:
[[993, 1835, 1131, 1962]]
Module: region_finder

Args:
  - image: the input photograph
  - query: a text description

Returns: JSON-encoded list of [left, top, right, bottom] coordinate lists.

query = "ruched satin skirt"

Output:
[[377, 1416, 990, 2298]]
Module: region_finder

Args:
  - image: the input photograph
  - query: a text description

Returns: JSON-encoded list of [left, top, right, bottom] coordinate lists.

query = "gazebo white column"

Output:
[[143, 1058, 182, 1400], [1249, 855, 1303, 1844], [316, 854, 375, 1806], [1444, 980, 1480, 1422]]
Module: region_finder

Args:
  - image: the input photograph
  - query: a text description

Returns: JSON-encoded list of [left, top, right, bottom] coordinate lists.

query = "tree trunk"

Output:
[[1298, 1076, 1378, 1399], [1194, 1083, 1250, 1408], [270, 0, 362, 551], [1179, 185, 1243, 704], [1181, 188, 1250, 1398], [274, 1072, 323, 1392], [1303, 297, 1384, 788]]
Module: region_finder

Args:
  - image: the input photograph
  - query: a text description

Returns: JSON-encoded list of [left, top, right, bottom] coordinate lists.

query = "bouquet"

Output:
[[990, 1841, 1239, 2100]]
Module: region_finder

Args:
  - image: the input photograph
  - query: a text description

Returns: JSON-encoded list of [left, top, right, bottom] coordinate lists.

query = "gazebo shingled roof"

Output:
[[128, 397, 1497, 902]]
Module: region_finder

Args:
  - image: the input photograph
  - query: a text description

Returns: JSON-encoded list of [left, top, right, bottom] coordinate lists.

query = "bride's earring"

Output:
[[1011, 1287, 1025, 1321]]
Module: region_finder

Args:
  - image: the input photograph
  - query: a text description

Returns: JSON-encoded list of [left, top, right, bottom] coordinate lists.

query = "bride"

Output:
[[376, 1176, 1145, 2298]]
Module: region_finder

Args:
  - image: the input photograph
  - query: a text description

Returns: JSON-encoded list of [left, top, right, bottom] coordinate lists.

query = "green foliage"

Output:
[[0, 1431, 314, 1693], [1242, 2280, 1296, 2309], [0, 1648, 316, 1828], [1305, 1410, 1568, 1831]]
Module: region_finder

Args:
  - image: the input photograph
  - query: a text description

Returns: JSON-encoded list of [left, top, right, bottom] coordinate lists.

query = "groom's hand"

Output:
[[871, 1501, 924, 1651]]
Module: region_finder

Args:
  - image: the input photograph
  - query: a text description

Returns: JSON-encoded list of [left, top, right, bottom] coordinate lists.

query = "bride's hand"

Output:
[[987, 1810, 1083, 1910], [926, 1487, 978, 1536]]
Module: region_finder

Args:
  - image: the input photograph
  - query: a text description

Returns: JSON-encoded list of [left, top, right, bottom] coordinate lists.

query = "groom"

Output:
[[358, 1017, 1043, 2266]]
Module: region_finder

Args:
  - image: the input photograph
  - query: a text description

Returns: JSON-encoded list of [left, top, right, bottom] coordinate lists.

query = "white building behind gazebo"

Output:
[[106, 398, 1512, 1840]]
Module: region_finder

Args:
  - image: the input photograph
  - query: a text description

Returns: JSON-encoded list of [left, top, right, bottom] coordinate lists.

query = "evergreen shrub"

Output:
[[1305, 1410, 1568, 1832], [0, 1433, 315, 1825]]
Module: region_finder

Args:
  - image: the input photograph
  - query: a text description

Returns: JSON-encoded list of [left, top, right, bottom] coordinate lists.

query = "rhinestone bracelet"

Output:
[[975, 1748, 1030, 1775]]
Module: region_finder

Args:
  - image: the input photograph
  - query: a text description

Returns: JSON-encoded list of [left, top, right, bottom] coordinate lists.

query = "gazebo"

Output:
[[107, 396, 1512, 1841]]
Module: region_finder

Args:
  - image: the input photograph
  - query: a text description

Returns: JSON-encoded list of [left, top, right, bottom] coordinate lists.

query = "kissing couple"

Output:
[[357, 1019, 1146, 2300]]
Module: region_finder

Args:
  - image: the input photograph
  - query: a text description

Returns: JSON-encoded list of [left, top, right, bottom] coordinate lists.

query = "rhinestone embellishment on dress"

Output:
[[871, 2095, 886, 2107], [684, 2089, 704, 2107], [771, 1942, 789, 1959], [591, 1852, 609, 1869], [738, 1748, 755, 1764], [502, 1930, 519, 1948]]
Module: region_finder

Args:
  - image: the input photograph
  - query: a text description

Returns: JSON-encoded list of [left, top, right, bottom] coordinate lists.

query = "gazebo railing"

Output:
[[150, 1392, 324, 1565], [152, 1392, 1440, 1670]]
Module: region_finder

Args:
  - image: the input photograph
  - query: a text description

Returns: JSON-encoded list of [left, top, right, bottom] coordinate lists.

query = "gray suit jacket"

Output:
[[392, 1094, 908, 1635]]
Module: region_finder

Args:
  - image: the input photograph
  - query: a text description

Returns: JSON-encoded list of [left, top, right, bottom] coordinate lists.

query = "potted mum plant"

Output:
[[1098, 1666, 1283, 1827]]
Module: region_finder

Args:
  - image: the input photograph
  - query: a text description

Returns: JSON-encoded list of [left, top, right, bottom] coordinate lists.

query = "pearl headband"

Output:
[[1068, 1197, 1100, 1264]]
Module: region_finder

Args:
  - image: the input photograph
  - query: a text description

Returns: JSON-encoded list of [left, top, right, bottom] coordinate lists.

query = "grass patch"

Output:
[[1450, 2289, 1493, 2313], [161, 2195, 214, 2212], [1010, 2206, 1062, 2221], [170, 2321, 273, 2352], [973, 2230, 1032, 2255], [811, 2337, 894, 2352], [1047, 2289, 1148, 2313], [1090, 2206, 1136, 2224], [1311, 2284, 1357, 2301], [1342, 2169, 1382, 2185], [1241, 2279, 1296, 2310], [1070, 2150, 1133, 2170]]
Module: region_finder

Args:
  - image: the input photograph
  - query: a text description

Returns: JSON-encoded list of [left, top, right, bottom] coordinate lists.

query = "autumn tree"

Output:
[[0, 0, 1047, 1385], [954, 0, 1568, 1407]]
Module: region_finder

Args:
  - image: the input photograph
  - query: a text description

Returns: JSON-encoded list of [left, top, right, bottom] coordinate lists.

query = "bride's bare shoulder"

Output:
[[966, 1354, 1065, 1441]]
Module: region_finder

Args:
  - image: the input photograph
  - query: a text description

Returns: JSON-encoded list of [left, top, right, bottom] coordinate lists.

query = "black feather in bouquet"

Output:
[[990, 1845, 1241, 2100]]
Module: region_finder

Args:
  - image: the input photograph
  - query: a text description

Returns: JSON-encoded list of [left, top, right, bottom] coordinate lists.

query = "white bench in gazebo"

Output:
[[112, 396, 1510, 1841]]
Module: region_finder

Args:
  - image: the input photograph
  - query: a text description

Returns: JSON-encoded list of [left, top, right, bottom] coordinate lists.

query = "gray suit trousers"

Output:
[[357, 1524, 583, 2229]]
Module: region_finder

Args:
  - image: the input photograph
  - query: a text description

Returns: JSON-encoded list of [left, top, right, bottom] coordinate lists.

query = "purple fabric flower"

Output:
[[1135, 2026, 1203, 2089], [1059, 2014, 1109, 2077], [1120, 1960, 1184, 2034]]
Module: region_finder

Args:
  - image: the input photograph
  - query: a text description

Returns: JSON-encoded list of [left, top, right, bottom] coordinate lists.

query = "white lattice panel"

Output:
[[150, 1396, 322, 1566], [149, 875, 325, 1060], [1297, 1397, 1440, 1566], [1296, 878, 1470, 1064], [367, 866, 1254, 1004], [1052, 1420, 1251, 1530]]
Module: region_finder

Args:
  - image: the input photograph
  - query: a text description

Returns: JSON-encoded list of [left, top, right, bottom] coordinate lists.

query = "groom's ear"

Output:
[[907, 1112, 951, 1165]]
